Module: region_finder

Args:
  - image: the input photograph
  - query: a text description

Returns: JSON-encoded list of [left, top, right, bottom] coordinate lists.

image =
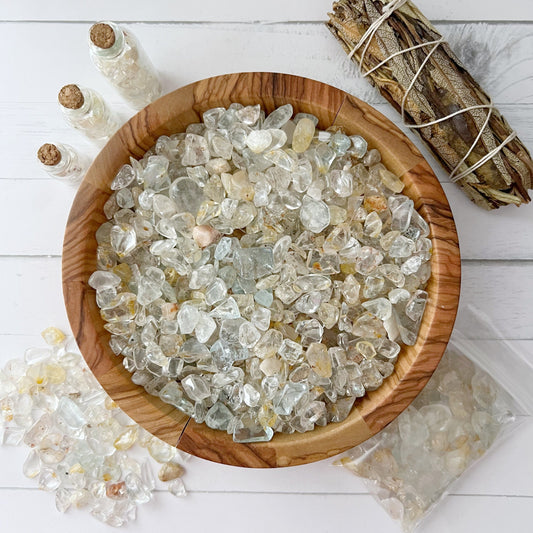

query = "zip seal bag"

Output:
[[337, 306, 533, 531]]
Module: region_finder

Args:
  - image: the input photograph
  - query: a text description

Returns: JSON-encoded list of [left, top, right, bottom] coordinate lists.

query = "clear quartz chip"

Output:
[[181, 375, 211, 402], [110, 224, 136, 256], [233, 416, 273, 443], [278, 339, 303, 364], [205, 402, 233, 430], [246, 130, 272, 153], [181, 134, 210, 166], [292, 118, 315, 153], [263, 104, 293, 130], [209, 297, 241, 320], [299, 196, 330, 234], [177, 304, 199, 335]]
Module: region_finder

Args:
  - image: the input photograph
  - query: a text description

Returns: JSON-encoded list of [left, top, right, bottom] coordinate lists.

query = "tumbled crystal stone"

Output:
[[246, 130, 272, 153], [263, 104, 293, 129], [177, 304, 199, 335], [110, 224, 137, 257], [181, 134, 210, 166], [299, 196, 330, 233], [292, 118, 315, 153], [168, 478, 187, 497], [278, 339, 303, 365], [41, 327, 66, 346], [306, 343, 332, 378], [350, 135, 368, 158]]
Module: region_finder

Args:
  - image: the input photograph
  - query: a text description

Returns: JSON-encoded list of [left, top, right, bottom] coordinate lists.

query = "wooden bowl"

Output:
[[63, 72, 461, 468]]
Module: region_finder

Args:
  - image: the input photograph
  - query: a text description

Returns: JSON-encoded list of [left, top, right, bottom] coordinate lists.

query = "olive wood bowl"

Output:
[[63, 72, 461, 468]]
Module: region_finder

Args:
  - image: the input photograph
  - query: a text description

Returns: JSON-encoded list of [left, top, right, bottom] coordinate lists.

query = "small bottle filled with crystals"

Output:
[[89, 21, 162, 110], [37, 143, 86, 184], [58, 84, 119, 143]]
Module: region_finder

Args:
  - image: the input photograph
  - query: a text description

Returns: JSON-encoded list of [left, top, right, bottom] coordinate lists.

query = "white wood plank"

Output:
[[0, 488, 531, 533], [0, 257, 70, 337], [2, 178, 533, 260], [1, 181, 532, 260], [1, 0, 532, 22], [441, 184, 533, 260], [1, 415, 531, 495], [2, 102, 531, 190], [0, 180, 75, 256], [457, 261, 533, 340], [1, 257, 532, 339], [0, 334, 43, 355], [0, 22, 531, 106], [2, 101, 531, 184], [416, 494, 533, 533]]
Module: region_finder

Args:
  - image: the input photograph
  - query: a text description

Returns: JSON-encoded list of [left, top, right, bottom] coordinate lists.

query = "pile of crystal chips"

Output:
[[0, 328, 188, 527], [93, 103, 431, 443], [340, 347, 516, 531]]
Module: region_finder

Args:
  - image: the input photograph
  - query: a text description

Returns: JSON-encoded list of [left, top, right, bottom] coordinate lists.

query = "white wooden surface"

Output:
[[1, 1, 532, 531]]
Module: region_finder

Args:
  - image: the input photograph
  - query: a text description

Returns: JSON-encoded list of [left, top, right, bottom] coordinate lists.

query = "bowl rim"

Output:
[[62, 71, 461, 468]]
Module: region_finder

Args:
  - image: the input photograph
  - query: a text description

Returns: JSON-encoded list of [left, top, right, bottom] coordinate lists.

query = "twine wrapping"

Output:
[[327, 0, 533, 209]]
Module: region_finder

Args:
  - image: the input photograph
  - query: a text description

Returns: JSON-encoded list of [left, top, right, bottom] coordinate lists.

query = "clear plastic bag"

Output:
[[337, 306, 533, 532]]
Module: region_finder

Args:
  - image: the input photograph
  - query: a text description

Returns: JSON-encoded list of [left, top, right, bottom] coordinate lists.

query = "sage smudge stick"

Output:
[[326, 0, 533, 209]]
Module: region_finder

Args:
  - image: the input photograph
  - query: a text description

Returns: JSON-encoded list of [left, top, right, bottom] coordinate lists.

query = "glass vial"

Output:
[[37, 143, 86, 184], [89, 21, 162, 110], [58, 84, 119, 143]]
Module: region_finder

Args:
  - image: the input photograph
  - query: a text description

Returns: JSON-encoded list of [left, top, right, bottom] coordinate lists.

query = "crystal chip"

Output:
[[292, 118, 315, 153], [263, 104, 293, 129], [177, 304, 199, 334], [181, 133, 210, 166], [299, 196, 330, 233]]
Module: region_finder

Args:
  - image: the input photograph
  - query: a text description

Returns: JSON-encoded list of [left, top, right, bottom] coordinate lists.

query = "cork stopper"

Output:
[[38, 143, 62, 166], [90, 23, 116, 49], [58, 84, 84, 109]]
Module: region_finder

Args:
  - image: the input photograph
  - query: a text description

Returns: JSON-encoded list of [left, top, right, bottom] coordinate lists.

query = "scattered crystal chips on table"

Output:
[[92, 103, 432, 443], [0, 328, 188, 527]]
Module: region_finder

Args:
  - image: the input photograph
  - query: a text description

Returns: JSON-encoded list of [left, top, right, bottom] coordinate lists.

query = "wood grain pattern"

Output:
[[62, 72, 461, 468]]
